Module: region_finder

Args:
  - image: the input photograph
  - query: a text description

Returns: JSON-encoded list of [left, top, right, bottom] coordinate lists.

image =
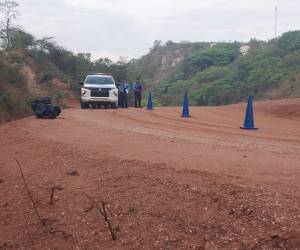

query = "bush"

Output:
[[0, 63, 25, 88], [180, 43, 240, 77], [11, 30, 35, 49]]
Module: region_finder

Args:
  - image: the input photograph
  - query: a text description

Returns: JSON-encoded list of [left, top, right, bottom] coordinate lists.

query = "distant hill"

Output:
[[127, 40, 211, 81], [129, 31, 300, 106]]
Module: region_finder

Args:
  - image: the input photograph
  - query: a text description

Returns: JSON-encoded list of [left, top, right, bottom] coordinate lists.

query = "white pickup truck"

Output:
[[79, 73, 118, 109]]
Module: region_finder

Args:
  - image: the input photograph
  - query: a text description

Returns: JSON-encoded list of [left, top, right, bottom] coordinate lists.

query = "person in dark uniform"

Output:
[[119, 80, 129, 108], [133, 78, 143, 108], [115, 80, 122, 108], [120, 80, 129, 108]]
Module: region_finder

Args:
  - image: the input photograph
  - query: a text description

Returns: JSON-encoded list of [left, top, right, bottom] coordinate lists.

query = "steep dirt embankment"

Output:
[[20, 65, 48, 97], [21, 58, 77, 106], [0, 59, 77, 124], [0, 99, 299, 249], [51, 78, 78, 107]]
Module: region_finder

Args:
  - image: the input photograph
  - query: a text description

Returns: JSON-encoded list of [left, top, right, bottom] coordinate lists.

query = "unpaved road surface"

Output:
[[1, 99, 300, 249]]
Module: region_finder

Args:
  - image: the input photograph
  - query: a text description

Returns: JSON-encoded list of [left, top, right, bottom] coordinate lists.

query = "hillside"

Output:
[[129, 31, 300, 106], [127, 41, 211, 81], [0, 32, 129, 123], [0, 47, 78, 124]]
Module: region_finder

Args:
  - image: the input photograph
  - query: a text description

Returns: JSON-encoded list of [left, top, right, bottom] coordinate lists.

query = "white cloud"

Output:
[[63, 0, 220, 17], [16, 0, 300, 60]]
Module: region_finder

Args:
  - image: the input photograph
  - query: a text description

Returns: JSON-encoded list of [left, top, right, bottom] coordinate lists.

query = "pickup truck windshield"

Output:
[[85, 76, 114, 85]]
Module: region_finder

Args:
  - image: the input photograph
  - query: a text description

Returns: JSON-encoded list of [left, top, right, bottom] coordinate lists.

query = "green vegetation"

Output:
[[0, 54, 30, 122], [180, 43, 240, 77], [28, 38, 131, 93], [144, 31, 300, 106], [127, 40, 210, 81]]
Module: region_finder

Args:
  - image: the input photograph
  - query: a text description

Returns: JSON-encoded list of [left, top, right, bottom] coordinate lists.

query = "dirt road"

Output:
[[1, 99, 300, 249]]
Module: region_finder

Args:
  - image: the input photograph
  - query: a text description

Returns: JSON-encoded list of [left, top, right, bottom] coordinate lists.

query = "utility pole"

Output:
[[275, 6, 278, 38]]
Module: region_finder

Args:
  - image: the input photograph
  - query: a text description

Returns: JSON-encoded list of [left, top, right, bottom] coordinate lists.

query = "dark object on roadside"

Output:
[[67, 170, 79, 176], [31, 97, 61, 119], [0, 179, 3, 184]]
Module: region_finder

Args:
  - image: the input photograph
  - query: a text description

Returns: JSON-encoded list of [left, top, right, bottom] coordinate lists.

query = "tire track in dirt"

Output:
[[105, 108, 300, 158], [111, 107, 300, 144], [1, 99, 300, 249]]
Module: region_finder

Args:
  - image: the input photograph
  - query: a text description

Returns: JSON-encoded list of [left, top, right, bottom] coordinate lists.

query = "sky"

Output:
[[17, 0, 300, 61]]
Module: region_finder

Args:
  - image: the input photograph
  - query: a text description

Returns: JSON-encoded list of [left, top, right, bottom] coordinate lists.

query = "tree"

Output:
[[77, 52, 91, 62], [118, 56, 128, 64], [95, 57, 113, 67], [11, 29, 34, 48], [0, 1, 20, 48], [33, 37, 55, 53], [150, 40, 162, 52]]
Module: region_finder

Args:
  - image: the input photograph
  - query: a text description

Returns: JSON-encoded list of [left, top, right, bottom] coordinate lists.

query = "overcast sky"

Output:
[[17, 0, 300, 61]]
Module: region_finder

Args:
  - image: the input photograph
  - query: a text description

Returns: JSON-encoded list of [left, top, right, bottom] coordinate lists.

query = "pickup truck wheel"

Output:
[[80, 102, 88, 109], [111, 103, 118, 109]]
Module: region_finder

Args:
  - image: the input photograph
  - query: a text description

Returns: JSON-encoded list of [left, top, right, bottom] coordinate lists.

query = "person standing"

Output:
[[119, 80, 129, 108], [115, 80, 122, 108], [133, 78, 143, 108], [123, 80, 129, 108]]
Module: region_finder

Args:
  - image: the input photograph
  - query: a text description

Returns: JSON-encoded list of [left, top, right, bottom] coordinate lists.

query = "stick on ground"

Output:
[[15, 158, 46, 227], [85, 194, 117, 240], [50, 184, 57, 205]]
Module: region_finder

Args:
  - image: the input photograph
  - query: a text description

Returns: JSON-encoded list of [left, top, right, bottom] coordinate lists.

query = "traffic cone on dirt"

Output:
[[240, 95, 258, 130], [147, 92, 153, 110], [181, 93, 191, 118]]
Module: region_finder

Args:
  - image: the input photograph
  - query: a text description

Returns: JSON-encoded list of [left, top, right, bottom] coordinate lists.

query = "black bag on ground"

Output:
[[31, 97, 61, 119]]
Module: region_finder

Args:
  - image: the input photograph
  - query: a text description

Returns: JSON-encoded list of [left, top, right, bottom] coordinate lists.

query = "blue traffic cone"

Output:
[[147, 92, 153, 110], [181, 93, 191, 118], [240, 95, 258, 130]]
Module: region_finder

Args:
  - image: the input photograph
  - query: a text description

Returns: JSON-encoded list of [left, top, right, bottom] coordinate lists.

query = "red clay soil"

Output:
[[0, 99, 300, 250]]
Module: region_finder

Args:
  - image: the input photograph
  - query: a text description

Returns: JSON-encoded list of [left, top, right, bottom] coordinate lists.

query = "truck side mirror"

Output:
[[79, 81, 84, 86]]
